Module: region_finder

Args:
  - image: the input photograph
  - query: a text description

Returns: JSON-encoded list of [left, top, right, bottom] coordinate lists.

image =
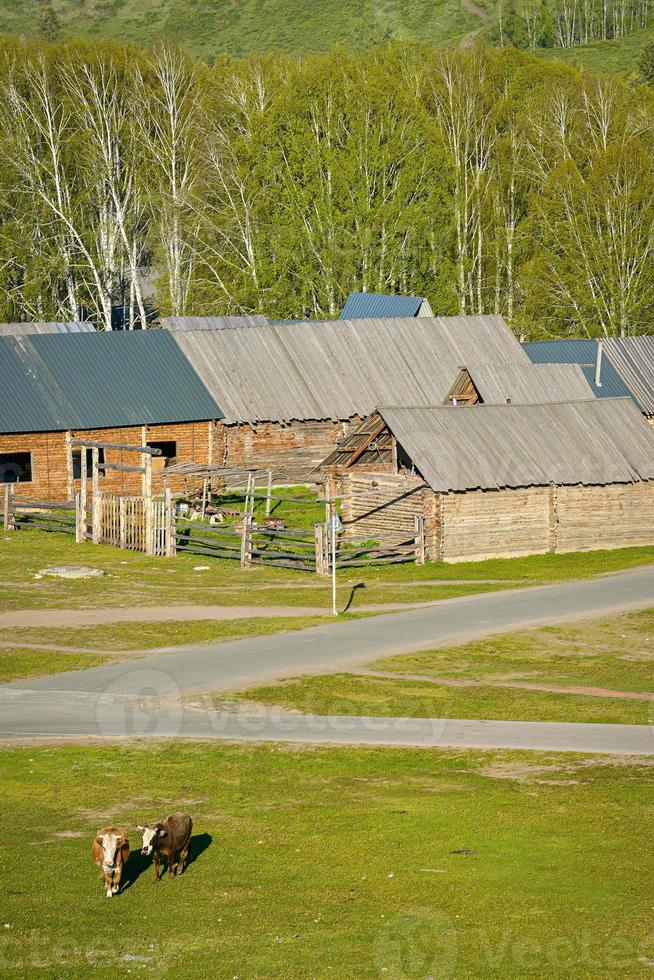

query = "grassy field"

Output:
[[1, 530, 652, 613], [225, 609, 654, 725], [1, 742, 653, 976]]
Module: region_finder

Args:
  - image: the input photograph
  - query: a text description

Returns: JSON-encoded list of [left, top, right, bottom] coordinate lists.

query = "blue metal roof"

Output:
[[522, 339, 639, 406], [340, 291, 425, 319], [0, 331, 223, 434]]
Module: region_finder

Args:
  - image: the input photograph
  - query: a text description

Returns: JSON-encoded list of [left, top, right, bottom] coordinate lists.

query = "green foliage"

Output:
[[37, 2, 61, 41], [0, 39, 652, 334], [639, 35, 654, 78]]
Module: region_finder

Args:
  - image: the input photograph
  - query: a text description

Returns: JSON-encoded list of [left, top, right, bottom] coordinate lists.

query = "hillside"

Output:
[[2, 0, 651, 71], [0, 0, 489, 57]]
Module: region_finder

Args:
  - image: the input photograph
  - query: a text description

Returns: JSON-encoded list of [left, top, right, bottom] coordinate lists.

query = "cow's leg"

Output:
[[154, 854, 162, 881], [112, 864, 122, 895], [176, 839, 190, 876], [167, 853, 175, 877], [101, 867, 113, 898]]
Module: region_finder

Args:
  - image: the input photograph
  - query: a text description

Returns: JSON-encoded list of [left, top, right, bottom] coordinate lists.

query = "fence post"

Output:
[[75, 492, 82, 543], [119, 497, 127, 550], [3, 484, 16, 532], [315, 523, 326, 576], [265, 469, 273, 516], [414, 514, 426, 565], [91, 447, 101, 544], [165, 487, 176, 558], [240, 513, 252, 568]]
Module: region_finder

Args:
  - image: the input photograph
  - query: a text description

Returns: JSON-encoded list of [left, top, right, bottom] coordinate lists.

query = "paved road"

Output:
[[1, 567, 653, 751], [0, 689, 652, 753]]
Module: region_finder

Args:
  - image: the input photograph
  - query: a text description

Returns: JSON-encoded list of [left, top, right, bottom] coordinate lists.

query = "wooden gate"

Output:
[[83, 492, 171, 556]]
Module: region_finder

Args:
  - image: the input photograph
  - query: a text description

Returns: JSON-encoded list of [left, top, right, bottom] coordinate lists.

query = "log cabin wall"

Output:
[[220, 419, 361, 485], [339, 472, 431, 543], [555, 482, 654, 552], [0, 421, 213, 501], [0, 431, 68, 500], [439, 487, 552, 562]]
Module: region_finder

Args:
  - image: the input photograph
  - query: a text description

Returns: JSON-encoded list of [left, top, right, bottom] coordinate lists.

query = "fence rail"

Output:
[[2, 482, 428, 574]]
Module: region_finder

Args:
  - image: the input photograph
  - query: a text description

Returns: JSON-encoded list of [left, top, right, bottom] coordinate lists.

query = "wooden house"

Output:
[[168, 315, 593, 485], [320, 400, 654, 562], [0, 331, 222, 501]]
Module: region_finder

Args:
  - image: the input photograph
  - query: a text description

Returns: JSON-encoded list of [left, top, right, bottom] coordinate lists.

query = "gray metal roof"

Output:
[[0, 321, 95, 335], [603, 336, 654, 416], [0, 331, 222, 434], [173, 315, 540, 424], [467, 362, 593, 404], [523, 339, 637, 404], [161, 315, 269, 331], [378, 400, 654, 492], [340, 292, 429, 319]]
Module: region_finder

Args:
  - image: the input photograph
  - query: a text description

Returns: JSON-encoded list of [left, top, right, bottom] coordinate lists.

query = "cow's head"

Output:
[[138, 824, 165, 855], [96, 831, 126, 871]]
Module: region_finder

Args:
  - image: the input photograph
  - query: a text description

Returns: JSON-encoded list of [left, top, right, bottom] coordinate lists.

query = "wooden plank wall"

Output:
[[440, 487, 551, 562], [339, 472, 430, 543], [556, 483, 654, 552], [220, 419, 360, 485]]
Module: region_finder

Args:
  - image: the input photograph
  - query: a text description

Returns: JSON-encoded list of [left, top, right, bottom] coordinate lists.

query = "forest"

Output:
[[0, 36, 652, 339]]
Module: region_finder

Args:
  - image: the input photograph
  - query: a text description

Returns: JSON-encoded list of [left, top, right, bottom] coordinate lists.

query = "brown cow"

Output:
[[138, 811, 193, 881], [92, 827, 130, 898]]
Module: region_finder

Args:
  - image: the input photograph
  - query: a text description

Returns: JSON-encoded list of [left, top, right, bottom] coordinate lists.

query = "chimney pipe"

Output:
[[595, 341, 603, 388]]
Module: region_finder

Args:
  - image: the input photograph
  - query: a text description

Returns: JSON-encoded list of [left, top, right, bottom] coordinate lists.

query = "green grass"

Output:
[[1, 530, 652, 613], [0, 647, 111, 682], [1, 742, 653, 975], [0, 615, 343, 654], [226, 609, 654, 725]]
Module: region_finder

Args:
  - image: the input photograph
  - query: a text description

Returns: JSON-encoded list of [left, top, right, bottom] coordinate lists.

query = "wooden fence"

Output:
[[91, 491, 173, 556], [2, 485, 76, 535], [1, 482, 427, 573]]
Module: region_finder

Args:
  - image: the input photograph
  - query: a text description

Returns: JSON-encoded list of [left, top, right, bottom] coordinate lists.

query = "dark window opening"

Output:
[[0, 452, 32, 483], [147, 441, 177, 463], [72, 448, 105, 480]]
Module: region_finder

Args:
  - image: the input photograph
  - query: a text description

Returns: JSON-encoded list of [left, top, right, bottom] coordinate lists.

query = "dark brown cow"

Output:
[[92, 827, 129, 898], [138, 812, 193, 880]]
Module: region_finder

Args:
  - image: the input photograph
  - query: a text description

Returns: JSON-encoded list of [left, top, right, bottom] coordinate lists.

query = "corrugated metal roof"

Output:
[[340, 292, 427, 319], [161, 315, 269, 331], [0, 332, 222, 434], [467, 362, 593, 404], [173, 315, 535, 424], [522, 339, 637, 404], [0, 321, 95, 335], [603, 336, 654, 416], [378, 400, 654, 492]]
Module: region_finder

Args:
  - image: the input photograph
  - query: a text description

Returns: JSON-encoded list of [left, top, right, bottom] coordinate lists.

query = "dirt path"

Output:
[[461, 0, 491, 20], [0, 598, 465, 629], [355, 670, 653, 702]]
